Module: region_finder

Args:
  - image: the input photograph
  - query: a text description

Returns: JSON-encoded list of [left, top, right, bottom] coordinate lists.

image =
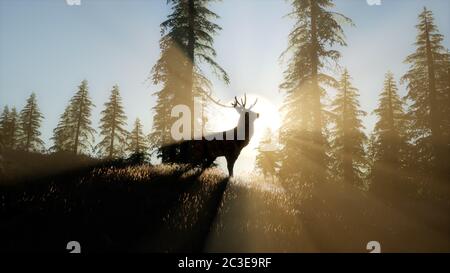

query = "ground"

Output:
[[0, 150, 449, 252]]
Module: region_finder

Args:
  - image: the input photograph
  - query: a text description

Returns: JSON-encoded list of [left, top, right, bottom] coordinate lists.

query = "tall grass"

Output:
[[0, 154, 449, 252]]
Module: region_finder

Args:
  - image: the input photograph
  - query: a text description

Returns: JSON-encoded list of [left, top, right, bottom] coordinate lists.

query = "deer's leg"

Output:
[[226, 155, 237, 177]]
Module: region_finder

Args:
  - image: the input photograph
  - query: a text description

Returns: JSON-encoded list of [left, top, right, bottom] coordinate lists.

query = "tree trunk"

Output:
[[310, 1, 323, 136], [180, 0, 196, 162], [342, 77, 352, 184], [136, 128, 140, 154], [309, 0, 326, 181], [26, 103, 33, 152], [109, 96, 117, 158], [387, 79, 397, 164], [74, 92, 85, 155], [424, 14, 443, 173]]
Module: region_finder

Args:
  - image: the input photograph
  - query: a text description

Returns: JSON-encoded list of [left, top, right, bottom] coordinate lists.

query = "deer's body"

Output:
[[189, 111, 258, 176], [170, 95, 259, 177]]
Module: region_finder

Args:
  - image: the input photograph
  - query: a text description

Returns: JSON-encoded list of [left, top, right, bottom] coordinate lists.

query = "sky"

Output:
[[1, 0, 449, 175]]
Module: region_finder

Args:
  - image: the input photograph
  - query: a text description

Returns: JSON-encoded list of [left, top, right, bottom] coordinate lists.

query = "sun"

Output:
[[245, 94, 281, 149]]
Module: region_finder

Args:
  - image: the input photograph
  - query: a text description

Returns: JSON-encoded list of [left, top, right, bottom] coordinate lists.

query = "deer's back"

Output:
[[190, 137, 248, 161]]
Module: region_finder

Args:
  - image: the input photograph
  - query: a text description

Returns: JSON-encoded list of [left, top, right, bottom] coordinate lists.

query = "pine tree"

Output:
[[128, 118, 148, 155], [401, 7, 450, 178], [444, 57, 450, 174], [149, 77, 177, 162], [6, 107, 19, 149], [0, 106, 19, 150], [330, 69, 367, 186], [370, 72, 408, 198], [150, 0, 229, 162], [279, 0, 352, 188], [0, 106, 10, 146], [442, 52, 450, 144], [18, 93, 44, 152], [51, 104, 74, 152], [255, 128, 279, 182], [69, 80, 96, 155], [97, 85, 128, 158]]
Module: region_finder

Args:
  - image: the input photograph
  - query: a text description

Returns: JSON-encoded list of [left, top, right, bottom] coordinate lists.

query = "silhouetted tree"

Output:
[[330, 69, 367, 187], [150, 0, 229, 162], [444, 58, 450, 179], [97, 85, 128, 158], [0, 106, 10, 147], [0, 106, 19, 149], [443, 51, 450, 148], [18, 93, 44, 152], [279, 0, 352, 188], [51, 104, 74, 152], [149, 75, 177, 162], [255, 128, 279, 182], [401, 7, 450, 180], [128, 118, 149, 158], [5, 107, 19, 149], [68, 80, 96, 155], [369, 72, 409, 199]]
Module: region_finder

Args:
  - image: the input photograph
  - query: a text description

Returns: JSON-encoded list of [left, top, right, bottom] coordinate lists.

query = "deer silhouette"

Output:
[[172, 94, 259, 177]]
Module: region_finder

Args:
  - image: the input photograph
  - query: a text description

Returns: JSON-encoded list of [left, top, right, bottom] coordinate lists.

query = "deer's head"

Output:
[[203, 91, 259, 141], [232, 94, 259, 141], [231, 94, 259, 119]]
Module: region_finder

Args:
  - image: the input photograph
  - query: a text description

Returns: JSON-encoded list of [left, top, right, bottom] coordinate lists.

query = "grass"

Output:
[[0, 150, 449, 252]]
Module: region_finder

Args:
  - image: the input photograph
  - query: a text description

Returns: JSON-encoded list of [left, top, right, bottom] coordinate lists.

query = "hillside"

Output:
[[0, 151, 449, 252]]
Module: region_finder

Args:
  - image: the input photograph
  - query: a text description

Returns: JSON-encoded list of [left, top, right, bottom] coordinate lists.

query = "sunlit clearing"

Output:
[[204, 175, 315, 252]]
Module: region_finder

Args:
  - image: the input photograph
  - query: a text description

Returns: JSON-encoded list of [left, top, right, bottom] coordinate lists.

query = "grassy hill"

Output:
[[0, 150, 449, 252]]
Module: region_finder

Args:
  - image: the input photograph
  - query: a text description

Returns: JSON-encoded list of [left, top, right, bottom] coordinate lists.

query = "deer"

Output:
[[177, 93, 259, 177]]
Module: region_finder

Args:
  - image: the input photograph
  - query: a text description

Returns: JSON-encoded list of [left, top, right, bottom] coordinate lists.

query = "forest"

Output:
[[0, 0, 449, 252]]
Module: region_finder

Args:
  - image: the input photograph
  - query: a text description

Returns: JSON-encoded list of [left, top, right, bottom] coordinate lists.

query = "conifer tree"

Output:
[[18, 93, 44, 152], [255, 128, 279, 182], [442, 53, 450, 145], [69, 80, 96, 155], [330, 69, 367, 186], [150, 0, 229, 162], [97, 85, 128, 158], [6, 107, 19, 149], [0, 106, 19, 150], [0, 106, 10, 146], [370, 72, 409, 197], [279, 0, 352, 188], [51, 104, 74, 152], [401, 7, 450, 178], [128, 118, 148, 155], [149, 75, 177, 162]]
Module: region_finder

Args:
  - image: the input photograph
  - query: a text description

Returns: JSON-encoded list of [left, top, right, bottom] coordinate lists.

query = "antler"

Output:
[[240, 94, 247, 108], [238, 93, 258, 110], [203, 91, 235, 108], [232, 97, 237, 107], [249, 98, 258, 110], [203, 91, 258, 110]]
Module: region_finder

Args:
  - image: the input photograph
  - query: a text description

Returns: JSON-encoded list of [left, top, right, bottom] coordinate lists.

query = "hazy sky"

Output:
[[1, 0, 449, 174]]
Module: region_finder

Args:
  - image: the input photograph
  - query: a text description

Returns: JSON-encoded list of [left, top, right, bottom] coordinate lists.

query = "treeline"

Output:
[[1, 1, 449, 203], [256, 2, 450, 202], [0, 81, 148, 159], [1, 0, 230, 163]]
